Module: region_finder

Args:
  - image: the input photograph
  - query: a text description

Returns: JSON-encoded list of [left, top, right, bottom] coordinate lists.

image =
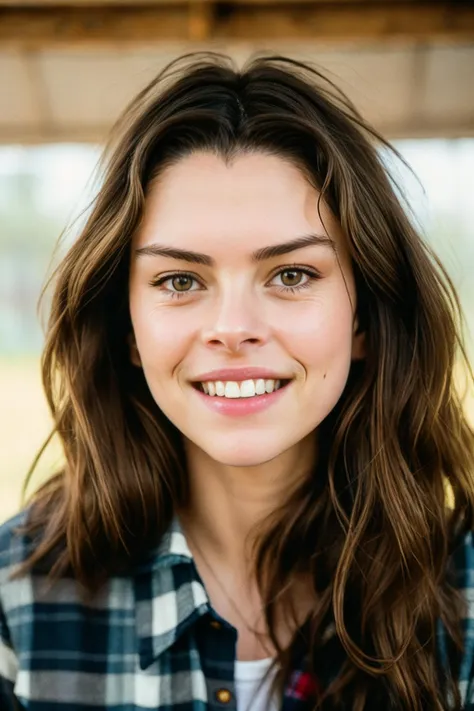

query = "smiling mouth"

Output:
[[192, 378, 292, 399]]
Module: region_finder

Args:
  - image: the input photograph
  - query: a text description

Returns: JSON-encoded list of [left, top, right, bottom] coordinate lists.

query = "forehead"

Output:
[[135, 151, 345, 256]]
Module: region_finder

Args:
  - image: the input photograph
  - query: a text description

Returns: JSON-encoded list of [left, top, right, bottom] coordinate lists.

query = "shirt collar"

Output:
[[136, 514, 194, 571], [132, 516, 342, 686], [133, 515, 211, 669]]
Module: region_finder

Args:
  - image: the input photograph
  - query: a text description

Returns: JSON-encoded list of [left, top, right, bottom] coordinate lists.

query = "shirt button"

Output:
[[210, 619, 222, 630], [215, 688, 232, 704]]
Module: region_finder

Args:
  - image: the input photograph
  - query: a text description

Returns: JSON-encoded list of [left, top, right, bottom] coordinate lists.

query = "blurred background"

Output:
[[0, 0, 473, 523]]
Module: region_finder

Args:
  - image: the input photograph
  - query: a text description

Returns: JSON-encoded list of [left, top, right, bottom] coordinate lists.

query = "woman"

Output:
[[0, 52, 473, 711]]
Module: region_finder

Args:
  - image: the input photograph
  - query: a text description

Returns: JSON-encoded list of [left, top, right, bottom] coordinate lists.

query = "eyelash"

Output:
[[149, 265, 322, 300]]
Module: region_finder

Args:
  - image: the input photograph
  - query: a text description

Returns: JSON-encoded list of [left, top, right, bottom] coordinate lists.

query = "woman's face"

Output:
[[129, 152, 364, 466]]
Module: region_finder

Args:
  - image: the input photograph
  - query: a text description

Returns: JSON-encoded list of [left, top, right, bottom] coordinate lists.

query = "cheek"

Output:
[[130, 302, 192, 377], [277, 291, 355, 372], [285, 298, 355, 424]]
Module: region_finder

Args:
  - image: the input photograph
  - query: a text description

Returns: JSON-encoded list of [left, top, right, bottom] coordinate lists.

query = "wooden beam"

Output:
[[21, 50, 53, 137], [0, 0, 427, 5], [188, 1, 213, 42], [0, 3, 473, 48]]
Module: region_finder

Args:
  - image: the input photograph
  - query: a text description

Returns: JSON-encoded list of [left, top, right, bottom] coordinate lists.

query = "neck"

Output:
[[178, 433, 317, 577]]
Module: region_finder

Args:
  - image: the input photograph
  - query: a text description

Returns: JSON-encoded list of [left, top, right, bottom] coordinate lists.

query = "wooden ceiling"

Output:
[[2, 1, 474, 45], [0, 1, 473, 142]]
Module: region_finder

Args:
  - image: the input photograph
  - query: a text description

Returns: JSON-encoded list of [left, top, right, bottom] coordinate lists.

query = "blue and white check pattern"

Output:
[[0, 508, 473, 710]]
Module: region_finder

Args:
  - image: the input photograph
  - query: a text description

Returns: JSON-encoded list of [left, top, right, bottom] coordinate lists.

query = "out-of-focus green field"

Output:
[[0, 358, 62, 525], [1, 357, 472, 525]]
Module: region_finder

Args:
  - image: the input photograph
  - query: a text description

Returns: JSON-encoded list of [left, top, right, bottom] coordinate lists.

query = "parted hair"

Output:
[[19, 52, 474, 710]]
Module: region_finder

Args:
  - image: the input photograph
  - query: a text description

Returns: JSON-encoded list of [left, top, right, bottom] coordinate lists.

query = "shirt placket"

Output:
[[195, 611, 238, 711]]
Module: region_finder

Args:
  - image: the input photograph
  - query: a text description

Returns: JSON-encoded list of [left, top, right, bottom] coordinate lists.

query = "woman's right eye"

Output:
[[166, 274, 196, 292], [149, 272, 202, 298]]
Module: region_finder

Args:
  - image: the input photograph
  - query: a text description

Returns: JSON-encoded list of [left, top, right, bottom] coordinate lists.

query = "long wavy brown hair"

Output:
[[18, 52, 474, 710]]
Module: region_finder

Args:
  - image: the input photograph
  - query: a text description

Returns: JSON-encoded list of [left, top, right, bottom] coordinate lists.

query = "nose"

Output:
[[200, 287, 270, 354]]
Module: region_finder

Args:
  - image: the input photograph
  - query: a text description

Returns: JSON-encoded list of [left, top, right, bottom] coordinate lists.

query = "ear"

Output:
[[128, 333, 142, 367], [351, 316, 366, 361]]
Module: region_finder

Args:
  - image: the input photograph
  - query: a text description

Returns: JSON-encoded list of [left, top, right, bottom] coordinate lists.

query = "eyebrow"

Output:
[[134, 233, 335, 266]]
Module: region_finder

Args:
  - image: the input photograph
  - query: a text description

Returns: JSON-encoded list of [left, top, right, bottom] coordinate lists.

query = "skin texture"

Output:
[[129, 152, 365, 658]]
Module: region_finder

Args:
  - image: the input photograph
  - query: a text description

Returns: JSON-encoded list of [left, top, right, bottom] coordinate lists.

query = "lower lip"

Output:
[[192, 383, 290, 417]]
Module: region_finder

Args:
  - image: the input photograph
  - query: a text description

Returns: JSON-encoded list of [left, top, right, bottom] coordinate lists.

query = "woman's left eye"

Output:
[[269, 267, 321, 292]]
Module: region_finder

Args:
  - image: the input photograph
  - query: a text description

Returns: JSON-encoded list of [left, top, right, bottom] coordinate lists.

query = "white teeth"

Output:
[[224, 381, 241, 398], [240, 380, 256, 398], [199, 378, 287, 398], [265, 379, 275, 393]]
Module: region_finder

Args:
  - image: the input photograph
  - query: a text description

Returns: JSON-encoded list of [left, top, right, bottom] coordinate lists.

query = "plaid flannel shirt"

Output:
[[0, 509, 473, 710]]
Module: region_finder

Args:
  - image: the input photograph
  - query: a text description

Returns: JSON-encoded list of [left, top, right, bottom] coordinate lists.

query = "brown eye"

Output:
[[171, 275, 194, 291], [280, 269, 304, 287]]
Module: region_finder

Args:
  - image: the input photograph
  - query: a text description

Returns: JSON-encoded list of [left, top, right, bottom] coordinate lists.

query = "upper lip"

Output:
[[192, 368, 291, 383]]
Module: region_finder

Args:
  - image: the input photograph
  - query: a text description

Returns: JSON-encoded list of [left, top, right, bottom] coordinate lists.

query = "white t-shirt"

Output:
[[234, 657, 279, 711]]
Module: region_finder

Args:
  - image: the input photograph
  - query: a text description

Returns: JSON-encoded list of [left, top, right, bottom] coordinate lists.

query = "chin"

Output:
[[202, 439, 286, 468]]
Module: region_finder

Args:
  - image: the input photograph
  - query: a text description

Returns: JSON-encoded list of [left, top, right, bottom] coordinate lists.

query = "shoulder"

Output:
[[0, 509, 35, 586], [448, 527, 474, 589], [440, 528, 474, 705]]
